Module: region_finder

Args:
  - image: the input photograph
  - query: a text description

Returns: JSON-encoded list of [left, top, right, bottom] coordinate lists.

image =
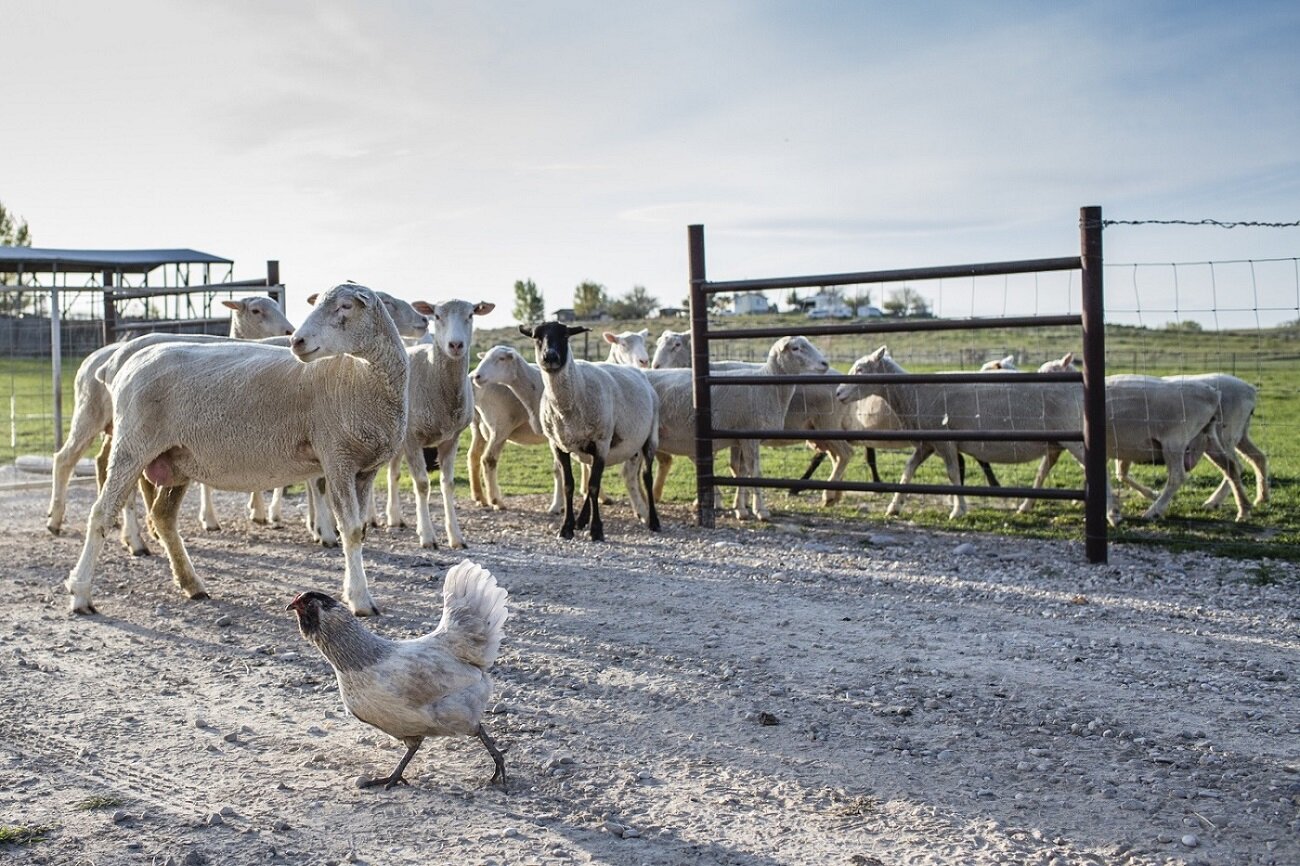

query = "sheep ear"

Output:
[[868, 345, 888, 360], [221, 299, 244, 312], [517, 324, 534, 338], [602, 331, 618, 344], [306, 293, 320, 306], [474, 302, 495, 316], [1063, 352, 1075, 367], [412, 300, 435, 315], [476, 350, 487, 359], [638, 328, 649, 338]]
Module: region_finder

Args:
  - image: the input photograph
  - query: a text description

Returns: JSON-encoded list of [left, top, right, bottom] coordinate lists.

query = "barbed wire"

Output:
[[1099, 218, 1300, 229]]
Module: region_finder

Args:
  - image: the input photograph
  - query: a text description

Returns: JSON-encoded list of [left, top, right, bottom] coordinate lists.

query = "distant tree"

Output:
[[847, 287, 873, 316], [607, 284, 659, 319], [1163, 319, 1204, 333], [708, 292, 732, 314], [573, 280, 608, 318], [512, 278, 545, 323], [786, 289, 803, 311], [0, 198, 33, 313], [884, 286, 932, 318]]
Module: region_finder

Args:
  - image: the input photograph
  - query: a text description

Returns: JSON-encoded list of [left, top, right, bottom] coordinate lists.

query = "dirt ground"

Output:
[[1, 478, 1297, 866]]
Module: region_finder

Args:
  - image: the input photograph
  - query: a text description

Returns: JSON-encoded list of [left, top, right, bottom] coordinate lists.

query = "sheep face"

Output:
[[652, 330, 690, 369], [769, 335, 830, 375], [835, 345, 893, 404], [471, 345, 524, 387], [292, 283, 379, 362], [1037, 352, 1077, 373], [422, 299, 494, 361], [604, 329, 651, 368], [308, 288, 430, 340], [222, 296, 295, 338], [520, 322, 589, 373]]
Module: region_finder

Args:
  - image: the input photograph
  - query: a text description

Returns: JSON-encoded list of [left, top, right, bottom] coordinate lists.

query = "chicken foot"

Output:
[[361, 736, 422, 790]]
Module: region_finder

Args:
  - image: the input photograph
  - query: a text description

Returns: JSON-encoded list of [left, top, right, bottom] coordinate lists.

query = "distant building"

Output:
[[860, 305, 884, 318], [553, 308, 576, 322], [654, 306, 688, 319], [804, 290, 852, 319], [732, 292, 772, 315]]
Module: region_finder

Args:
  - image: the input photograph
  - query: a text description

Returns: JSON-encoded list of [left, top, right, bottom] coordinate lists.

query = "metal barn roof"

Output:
[[0, 246, 233, 274]]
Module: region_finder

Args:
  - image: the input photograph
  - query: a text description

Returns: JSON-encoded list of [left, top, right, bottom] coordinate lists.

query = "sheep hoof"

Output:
[[352, 603, 380, 618], [46, 523, 61, 536], [71, 602, 98, 616], [188, 591, 211, 601]]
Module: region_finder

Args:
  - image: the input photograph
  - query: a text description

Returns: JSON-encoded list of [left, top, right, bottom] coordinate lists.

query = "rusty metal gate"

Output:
[[687, 205, 1108, 563]]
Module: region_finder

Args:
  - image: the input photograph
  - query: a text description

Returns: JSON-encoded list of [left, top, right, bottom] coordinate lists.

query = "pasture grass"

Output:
[[0, 824, 55, 846], [5, 316, 1297, 560], [73, 795, 122, 811]]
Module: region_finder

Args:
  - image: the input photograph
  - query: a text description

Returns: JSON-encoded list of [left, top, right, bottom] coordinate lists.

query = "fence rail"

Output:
[[686, 206, 1108, 563]]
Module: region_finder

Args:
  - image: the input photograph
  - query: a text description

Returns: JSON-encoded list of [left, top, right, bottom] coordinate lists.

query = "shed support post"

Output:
[[1080, 205, 1108, 564], [688, 224, 715, 528]]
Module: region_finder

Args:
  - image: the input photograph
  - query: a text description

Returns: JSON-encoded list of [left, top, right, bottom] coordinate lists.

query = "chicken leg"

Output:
[[362, 736, 423, 789], [477, 723, 507, 788]]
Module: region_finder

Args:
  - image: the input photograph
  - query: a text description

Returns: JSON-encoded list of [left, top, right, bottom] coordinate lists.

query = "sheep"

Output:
[[834, 346, 1115, 522], [518, 321, 661, 541], [467, 346, 565, 514], [1156, 374, 1267, 509], [604, 329, 651, 368], [64, 282, 409, 617], [46, 296, 295, 550], [382, 299, 494, 549], [644, 336, 831, 521]]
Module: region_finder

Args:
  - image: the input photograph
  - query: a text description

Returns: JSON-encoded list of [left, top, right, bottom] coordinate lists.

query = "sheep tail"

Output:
[[436, 559, 510, 671]]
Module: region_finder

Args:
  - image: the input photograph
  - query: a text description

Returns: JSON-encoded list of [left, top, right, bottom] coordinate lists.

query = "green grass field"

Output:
[[4, 316, 1297, 560]]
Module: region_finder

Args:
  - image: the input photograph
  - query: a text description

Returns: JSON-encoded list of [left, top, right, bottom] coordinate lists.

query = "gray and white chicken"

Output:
[[287, 559, 510, 789]]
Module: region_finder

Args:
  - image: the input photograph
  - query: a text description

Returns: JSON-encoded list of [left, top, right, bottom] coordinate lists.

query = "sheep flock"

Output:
[[47, 286, 1269, 617]]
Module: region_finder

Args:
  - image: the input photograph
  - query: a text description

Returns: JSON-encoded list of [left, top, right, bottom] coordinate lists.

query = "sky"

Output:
[[2, 0, 1299, 330]]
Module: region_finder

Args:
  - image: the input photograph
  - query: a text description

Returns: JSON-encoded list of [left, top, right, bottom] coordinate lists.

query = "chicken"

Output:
[[287, 559, 510, 789]]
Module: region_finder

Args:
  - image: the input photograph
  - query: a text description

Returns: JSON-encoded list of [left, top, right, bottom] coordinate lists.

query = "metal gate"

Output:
[[687, 205, 1108, 563]]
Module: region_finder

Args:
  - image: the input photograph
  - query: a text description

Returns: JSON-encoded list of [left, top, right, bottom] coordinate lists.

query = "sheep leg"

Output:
[[864, 447, 881, 484], [730, 446, 755, 520], [402, 443, 440, 549], [1116, 459, 1159, 501], [583, 447, 606, 541], [885, 446, 931, 517], [821, 441, 853, 506], [269, 487, 285, 524], [248, 490, 269, 525], [119, 485, 151, 556], [1238, 432, 1269, 506], [308, 477, 339, 547], [47, 413, 105, 535], [468, 420, 489, 507], [385, 454, 406, 528], [937, 443, 967, 519], [640, 439, 662, 532], [789, 450, 827, 497], [978, 460, 1001, 488], [554, 448, 577, 539], [548, 456, 565, 516], [197, 483, 221, 531], [149, 482, 208, 600], [1142, 442, 1187, 520], [66, 445, 155, 614], [1201, 430, 1250, 522], [327, 465, 379, 617], [1017, 448, 1063, 513], [653, 452, 673, 502], [483, 428, 510, 511], [437, 437, 466, 549]]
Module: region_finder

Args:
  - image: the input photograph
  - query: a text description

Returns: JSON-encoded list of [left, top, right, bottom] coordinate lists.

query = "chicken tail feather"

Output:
[[436, 559, 510, 670]]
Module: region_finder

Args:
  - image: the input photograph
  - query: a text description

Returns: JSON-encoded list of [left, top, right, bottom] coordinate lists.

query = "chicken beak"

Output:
[[286, 594, 304, 613]]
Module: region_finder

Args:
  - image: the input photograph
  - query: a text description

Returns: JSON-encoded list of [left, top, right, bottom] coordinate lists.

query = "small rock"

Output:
[[272, 820, 291, 832], [193, 718, 210, 729], [183, 851, 204, 866], [1181, 834, 1199, 848], [953, 542, 977, 556], [206, 813, 224, 826], [306, 725, 327, 737], [757, 711, 779, 726], [222, 732, 241, 744], [214, 615, 232, 628], [354, 775, 371, 789], [111, 809, 130, 823], [219, 806, 237, 817]]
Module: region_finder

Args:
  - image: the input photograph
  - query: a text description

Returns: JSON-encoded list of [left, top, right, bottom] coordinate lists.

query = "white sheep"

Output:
[[519, 322, 661, 541], [604, 329, 651, 368], [645, 336, 831, 521], [65, 283, 409, 617], [1158, 374, 1267, 509], [467, 346, 565, 514], [46, 296, 296, 550], [383, 299, 494, 549], [834, 346, 1114, 522]]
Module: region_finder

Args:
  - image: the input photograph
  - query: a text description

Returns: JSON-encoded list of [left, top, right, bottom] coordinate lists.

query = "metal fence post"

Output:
[[688, 224, 715, 528], [50, 273, 63, 450], [1080, 205, 1108, 564]]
